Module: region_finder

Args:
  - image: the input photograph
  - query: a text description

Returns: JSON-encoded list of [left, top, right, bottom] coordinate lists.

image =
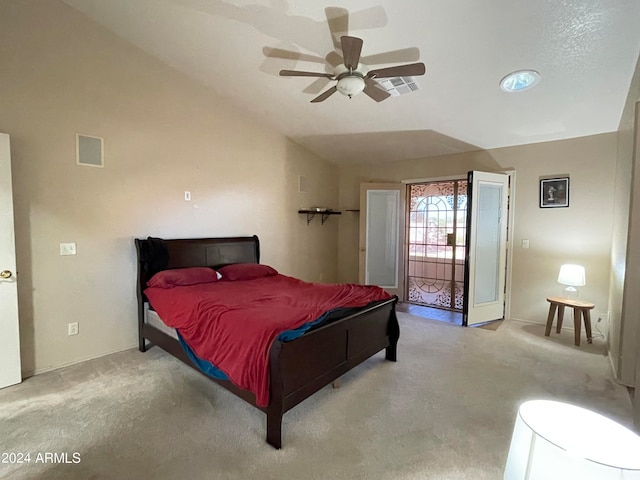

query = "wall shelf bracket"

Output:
[[298, 210, 342, 225]]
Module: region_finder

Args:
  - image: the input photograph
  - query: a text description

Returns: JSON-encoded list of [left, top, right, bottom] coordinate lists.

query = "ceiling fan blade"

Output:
[[280, 70, 335, 79], [366, 62, 426, 79], [311, 86, 338, 103], [341, 36, 363, 70], [363, 78, 391, 102], [303, 77, 331, 94]]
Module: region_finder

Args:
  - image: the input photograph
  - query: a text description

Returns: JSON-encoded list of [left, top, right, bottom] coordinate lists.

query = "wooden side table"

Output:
[[545, 296, 594, 346]]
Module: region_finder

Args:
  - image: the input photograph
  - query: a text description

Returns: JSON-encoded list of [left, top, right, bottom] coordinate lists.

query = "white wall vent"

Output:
[[376, 76, 420, 97], [76, 133, 104, 168]]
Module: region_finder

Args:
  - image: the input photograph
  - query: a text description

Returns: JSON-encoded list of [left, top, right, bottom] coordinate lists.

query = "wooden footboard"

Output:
[[266, 297, 398, 448]]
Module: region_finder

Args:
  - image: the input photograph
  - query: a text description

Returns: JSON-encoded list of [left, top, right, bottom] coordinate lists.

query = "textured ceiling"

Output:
[[61, 0, 640, 165]]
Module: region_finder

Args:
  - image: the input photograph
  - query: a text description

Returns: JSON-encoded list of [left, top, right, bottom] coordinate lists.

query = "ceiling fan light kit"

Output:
[[335, 63, 367, 98], [337, 75, 365, 97], [278, 35, 426, 103]]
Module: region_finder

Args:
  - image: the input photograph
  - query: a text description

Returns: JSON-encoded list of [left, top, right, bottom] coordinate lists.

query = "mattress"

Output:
[[145, 304, 178, 340]]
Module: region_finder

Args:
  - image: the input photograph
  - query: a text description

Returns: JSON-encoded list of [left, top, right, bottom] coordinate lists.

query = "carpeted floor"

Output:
[[0, 313, 634, 480]]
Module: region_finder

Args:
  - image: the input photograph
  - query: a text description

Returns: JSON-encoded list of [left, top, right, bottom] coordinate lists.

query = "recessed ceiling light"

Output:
[[500, 70, 541, 93]]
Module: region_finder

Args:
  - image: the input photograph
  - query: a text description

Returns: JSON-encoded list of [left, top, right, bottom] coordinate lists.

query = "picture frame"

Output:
[[540, 177, 569, 208]]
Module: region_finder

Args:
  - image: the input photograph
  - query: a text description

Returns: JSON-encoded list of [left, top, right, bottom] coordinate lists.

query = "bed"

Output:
[[134, 235, 399, 449]]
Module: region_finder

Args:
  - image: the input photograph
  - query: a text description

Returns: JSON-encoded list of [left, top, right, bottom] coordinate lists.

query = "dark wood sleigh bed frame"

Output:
[[135, 235, 399, 449]]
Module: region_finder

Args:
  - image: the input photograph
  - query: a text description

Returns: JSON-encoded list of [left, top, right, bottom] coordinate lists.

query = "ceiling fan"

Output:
[[279, 35, 426, 103]]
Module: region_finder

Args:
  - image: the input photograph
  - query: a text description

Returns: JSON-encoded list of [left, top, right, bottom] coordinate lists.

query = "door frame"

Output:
[[402, 171, 516, 322]]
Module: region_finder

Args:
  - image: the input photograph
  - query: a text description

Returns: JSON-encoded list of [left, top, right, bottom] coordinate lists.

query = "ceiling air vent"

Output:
[[376, 76, 420, 97]]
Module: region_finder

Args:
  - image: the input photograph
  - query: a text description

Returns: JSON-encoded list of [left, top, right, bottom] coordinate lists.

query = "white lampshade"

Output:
[[557, 264, 586, 287], [504, 400, 640, 479]]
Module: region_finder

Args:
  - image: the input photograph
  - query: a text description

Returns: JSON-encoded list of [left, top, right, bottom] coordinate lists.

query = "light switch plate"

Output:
[[60, 242, 77, 256]]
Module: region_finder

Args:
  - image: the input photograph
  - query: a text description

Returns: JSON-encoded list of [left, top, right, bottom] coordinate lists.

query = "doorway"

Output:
[[406, 179, 467, 313], [359, 171, 512, 326]]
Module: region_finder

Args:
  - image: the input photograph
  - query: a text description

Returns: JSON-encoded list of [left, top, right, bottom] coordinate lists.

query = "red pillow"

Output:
[[147, 267, 220, 288], [218, 263, 277, 281]]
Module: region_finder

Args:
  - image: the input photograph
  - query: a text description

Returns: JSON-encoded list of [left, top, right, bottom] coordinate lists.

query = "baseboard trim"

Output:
[[22, 343, 138, 379], [509, 316, 610, 352], [508, 317, 556, 327], [509, 316, 602, 335]]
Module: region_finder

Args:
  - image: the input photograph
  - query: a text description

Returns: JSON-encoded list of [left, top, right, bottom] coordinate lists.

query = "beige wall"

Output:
[[338, 134, 617, 328], [0, 1, 338, 375]]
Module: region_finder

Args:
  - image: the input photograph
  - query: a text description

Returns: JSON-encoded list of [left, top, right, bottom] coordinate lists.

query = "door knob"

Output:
[[1, 270, 13, 279]]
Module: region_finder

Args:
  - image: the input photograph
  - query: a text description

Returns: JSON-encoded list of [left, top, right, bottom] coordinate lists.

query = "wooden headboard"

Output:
[[135, 235, 260, 301]]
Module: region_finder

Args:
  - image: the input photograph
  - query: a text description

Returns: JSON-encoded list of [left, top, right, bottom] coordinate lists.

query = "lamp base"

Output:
[[562, 286, 579, 299]]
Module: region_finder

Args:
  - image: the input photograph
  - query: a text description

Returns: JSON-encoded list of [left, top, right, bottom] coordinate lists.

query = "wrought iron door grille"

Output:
[[407, 180, 467, 311]]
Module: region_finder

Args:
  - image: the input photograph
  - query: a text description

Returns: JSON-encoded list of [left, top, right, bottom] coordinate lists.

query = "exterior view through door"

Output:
[[407, 180, 467, 312]]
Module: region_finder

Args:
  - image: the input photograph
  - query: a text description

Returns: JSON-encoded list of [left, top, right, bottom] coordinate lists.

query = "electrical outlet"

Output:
[[68, 322, 79, 336], [595, 312, 609, 341]]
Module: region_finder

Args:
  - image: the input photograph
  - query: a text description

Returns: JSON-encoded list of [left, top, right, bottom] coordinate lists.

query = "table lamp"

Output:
[[504, 400, 640, 479], [557, 264, 585, 299]]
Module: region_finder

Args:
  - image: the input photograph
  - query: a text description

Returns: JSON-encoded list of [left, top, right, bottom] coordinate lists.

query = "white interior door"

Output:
[[359, 183, 405, 299], [0, 133, 22, 388], [463, 171, 509, 326]]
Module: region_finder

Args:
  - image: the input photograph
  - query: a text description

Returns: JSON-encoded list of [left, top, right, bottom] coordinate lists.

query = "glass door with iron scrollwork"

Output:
[[406, 180, 467, 311]]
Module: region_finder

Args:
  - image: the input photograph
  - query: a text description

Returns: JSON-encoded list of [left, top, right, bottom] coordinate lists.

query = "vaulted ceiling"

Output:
[[61, 0, 640, 165]]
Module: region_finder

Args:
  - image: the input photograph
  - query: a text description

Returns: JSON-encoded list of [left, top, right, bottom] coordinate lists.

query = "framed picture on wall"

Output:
[[540, 177, 569, 208]]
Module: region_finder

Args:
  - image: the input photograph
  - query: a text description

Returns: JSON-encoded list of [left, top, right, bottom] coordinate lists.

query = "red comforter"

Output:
[[144, 274, 392, 406]]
